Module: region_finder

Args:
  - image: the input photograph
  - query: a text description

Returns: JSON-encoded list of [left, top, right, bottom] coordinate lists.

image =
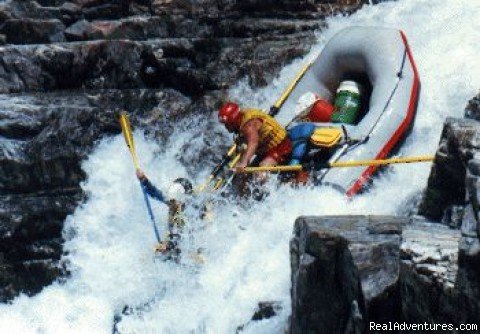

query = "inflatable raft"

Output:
[[277, 26, 420, 196]]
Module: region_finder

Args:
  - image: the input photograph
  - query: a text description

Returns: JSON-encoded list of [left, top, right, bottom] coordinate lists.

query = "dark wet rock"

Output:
[[65, 16, 171, 41], [82, 3, 126, 20], [458, 155, 480, 261], [215, 17, 325, 38], [419, 102, 480, 323], [0, 191, 80, 302], [65, 20, 119, 41], [289, 214, 480, 332], [178, 0, 370, 16], [399, 218, 480, 326], [60, 1, 81, 14], [0, 89, 194, 194], [0, 36, 312, 96], [402, 97, 480, 329], [418, 118, 480, 220], [441, 205, 464, 229], [59, 2, 82, 24], [236, 301, 283, 333], [65, 15, 323, 42], [457, 237, 480, 326], [290, 215, 407, 334], [0, 19, 66, 44], [465, 92, 480, 121], [0, 93, 114, 193], [0, 1, 62, 21], [0, 40, 157, 93], [204, 33, 315, 89], [251, 301, 283, 321], [140, 40, 218, 96], [70, 0, 104, 7]]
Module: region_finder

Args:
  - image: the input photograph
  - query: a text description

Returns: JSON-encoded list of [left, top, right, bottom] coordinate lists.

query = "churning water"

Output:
[[1, 0, 479, 332]]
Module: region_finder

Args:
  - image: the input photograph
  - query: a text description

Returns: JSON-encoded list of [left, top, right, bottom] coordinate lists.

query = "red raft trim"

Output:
[[346, 30, 420, 197]]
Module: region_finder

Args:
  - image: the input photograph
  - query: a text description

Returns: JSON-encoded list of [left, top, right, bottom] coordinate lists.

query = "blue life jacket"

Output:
[[287, 123, 316, 165]]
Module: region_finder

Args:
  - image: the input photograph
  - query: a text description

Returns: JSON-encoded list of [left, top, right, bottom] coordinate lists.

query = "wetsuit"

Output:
[[140, 178, 167, 204], [140, 178, 183, 256]]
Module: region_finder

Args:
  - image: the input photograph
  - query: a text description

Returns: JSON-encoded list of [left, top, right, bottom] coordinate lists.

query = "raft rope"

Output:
[[360, 48, 408, 145], [238, 155, 435, 173]]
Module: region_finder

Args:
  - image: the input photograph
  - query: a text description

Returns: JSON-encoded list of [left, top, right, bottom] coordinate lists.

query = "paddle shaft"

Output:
[[270, 63, 311, 116], [239, 155, 435, 173]]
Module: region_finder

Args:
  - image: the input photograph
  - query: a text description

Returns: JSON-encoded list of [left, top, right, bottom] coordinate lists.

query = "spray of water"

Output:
[[0, 0, 479, 332]]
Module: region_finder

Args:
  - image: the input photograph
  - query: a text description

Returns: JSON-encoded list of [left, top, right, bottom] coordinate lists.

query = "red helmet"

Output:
[[218, 102, 242, 132]]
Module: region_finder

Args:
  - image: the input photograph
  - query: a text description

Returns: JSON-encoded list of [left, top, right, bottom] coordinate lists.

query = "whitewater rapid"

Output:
[[1, 0, 479, 333]]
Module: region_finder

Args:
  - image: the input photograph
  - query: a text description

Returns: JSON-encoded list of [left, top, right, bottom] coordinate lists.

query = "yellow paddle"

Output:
[[238, 155, 435, 173], [270, 62, 312, 116], [119, 112, 140, 170], [118, 112, 163, 244]]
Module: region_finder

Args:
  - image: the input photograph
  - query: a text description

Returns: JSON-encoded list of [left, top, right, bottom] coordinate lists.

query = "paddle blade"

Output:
[[119, 112, 140, 169], [119, 113, 134, 148]]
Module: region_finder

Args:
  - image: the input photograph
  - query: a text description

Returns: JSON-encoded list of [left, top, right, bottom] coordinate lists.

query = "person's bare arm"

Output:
[[236, 119, 262, 168]]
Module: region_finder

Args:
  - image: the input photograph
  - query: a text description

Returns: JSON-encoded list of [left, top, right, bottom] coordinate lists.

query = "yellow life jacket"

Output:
[[240, 109, 287, 150]]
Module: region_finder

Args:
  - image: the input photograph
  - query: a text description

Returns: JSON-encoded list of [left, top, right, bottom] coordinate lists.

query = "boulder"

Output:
[[82, 3, 126, 20], [460, 157, 480, 257], [65, 19, 120, 41], [60, 2, 81, 14], [290, 215, 407, 334], [65, 16, 171, 41], [0, 89, 193, 194], [465, 92, 480, 121], [418, 118, 480, 220], [235, 301, 283, 332], [0, 40, 159, 93], [0, 19, 66, 44], [290, 214, 480, 332], [0, 1, 62, 20], [0, 192, 81, 301], [400, 217, 480, 326], [402, 94, 480, 329]]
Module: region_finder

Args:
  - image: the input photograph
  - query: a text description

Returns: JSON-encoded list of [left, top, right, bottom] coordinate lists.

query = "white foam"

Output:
[[1, 0, 479, 332]]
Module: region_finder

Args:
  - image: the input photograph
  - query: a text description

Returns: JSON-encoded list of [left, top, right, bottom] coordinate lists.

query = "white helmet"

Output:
[[167, 178, 193, 201], [294, 92, 317, 117]]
